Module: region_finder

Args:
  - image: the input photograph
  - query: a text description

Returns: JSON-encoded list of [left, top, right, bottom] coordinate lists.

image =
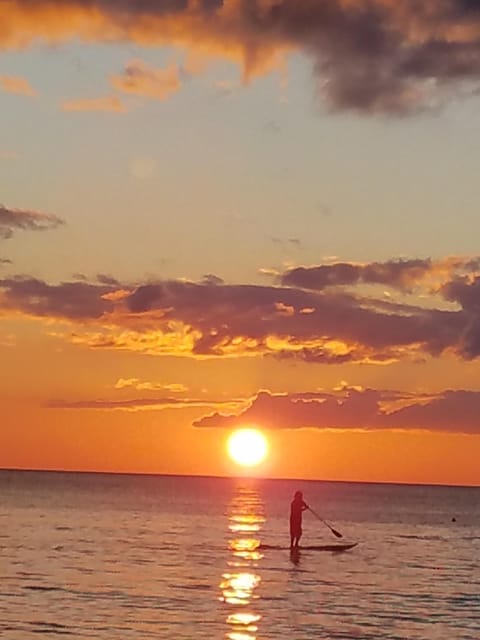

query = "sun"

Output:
[[227, 428, 269, 467]]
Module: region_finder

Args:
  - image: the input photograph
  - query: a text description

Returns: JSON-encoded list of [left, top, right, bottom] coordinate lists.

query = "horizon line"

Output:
[[0, 467, 478, 489]]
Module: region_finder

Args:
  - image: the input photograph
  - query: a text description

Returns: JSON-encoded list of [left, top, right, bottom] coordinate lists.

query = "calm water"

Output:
[[1, 471, 479, 639]]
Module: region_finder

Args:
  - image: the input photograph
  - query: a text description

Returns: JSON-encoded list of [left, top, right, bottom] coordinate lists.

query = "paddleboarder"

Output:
[[290, 490, 309, 548]]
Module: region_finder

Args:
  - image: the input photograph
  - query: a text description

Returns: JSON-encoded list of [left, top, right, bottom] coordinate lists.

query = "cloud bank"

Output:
[[2, 256, 480, 362], [194, 386, 480, 435], [2, 1, 480, 114]]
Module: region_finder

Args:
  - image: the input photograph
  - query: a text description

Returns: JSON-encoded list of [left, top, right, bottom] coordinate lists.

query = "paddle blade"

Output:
[[330, 527, 343, 538]]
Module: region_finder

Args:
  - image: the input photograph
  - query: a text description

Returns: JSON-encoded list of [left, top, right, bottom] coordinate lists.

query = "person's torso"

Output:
[[290, 500, 303, 520]]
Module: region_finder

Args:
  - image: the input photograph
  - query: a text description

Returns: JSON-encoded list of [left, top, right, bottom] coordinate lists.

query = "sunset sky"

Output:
[[1, 0, 480, 486]]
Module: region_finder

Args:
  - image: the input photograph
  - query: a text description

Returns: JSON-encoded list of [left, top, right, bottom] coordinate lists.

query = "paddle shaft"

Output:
[[308, 507, 343, 538]]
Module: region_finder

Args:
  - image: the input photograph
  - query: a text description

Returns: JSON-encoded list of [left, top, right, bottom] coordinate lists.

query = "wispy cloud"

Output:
[[194, 386, 480, 435], [111, 60, 182, 101], [47, 396, 241, 411], [0, 75, 37, 97], [114, 378, 188, 392], [0, 205, 64, 240], [2, 1, 480, 114], [60, 95, 126, 113]]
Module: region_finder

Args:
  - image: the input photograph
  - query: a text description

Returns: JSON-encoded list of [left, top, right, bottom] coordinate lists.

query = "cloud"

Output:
[[2, 255, 480, 362], [0, 276, 113, 319], [60, 95, 127, 113], [0, 75, 37, 96], [441, 275, 480, 359], [47, 395, 240, 411], [194, 387, 480, 435], [111, 60, 182, 100], [0, 205, 64, 239], [114, 377, 188, 392], [281, 257, 480, 293], [2, 1, 480, 114], [271, 236, 302, 250], [96, 273, 121, 286], [121, 276, 466, 362]]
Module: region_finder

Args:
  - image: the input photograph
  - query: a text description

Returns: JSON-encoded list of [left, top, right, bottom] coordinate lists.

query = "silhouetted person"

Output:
[[290, 490, 308, 548]]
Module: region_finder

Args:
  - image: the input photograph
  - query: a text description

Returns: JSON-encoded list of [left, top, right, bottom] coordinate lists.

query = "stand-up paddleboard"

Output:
[[259, 543, 358, 552]]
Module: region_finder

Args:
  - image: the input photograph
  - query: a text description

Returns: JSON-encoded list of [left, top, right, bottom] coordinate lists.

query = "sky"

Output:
[[1, 0, 480, 486]]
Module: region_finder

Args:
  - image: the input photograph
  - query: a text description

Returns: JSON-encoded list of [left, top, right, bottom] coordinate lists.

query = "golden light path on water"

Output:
[[219, 485, 265, 640]]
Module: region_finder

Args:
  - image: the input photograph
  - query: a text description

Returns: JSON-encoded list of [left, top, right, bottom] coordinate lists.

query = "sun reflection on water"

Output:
[[220, 484, 265, 640]]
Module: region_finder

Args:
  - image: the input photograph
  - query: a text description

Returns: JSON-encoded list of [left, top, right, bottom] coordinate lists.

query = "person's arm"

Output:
[[302, 501, 309, 511]]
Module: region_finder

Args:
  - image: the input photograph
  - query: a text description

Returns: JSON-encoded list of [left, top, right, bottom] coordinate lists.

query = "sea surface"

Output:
[[1, 470, 479, 639]]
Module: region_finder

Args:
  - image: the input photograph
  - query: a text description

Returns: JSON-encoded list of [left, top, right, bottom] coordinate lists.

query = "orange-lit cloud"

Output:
[[111, 60, 182, 100], [114, 377, 188, 392], [61, 95, 126, 112], [194, 386, 480, 435], [0, 205, 64, 239], [2, 255, 480, 361], [0, 75, 37, 96], [2, 1, 480, 114]]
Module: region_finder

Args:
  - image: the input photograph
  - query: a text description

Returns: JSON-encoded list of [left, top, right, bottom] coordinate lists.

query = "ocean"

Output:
[[1, 470, 479, 639]]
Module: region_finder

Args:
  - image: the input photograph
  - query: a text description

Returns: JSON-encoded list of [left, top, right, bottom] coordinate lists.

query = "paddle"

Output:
[[308, 507, 343, 539]]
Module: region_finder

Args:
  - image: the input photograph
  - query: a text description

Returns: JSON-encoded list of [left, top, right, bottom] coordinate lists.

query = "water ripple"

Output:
[[1, 472, 479, 639]]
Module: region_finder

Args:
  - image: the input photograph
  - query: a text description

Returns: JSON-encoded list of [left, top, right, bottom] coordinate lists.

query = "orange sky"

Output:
[[1, 318, 479, 485], [2, 1, 480, 486]]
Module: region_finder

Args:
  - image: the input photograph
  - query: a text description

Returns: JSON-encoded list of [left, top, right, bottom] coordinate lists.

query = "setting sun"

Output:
[[227, 429, 269, 468]]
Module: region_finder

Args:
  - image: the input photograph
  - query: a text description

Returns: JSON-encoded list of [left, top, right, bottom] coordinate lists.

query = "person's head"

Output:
[[294, 490, 303, 500]]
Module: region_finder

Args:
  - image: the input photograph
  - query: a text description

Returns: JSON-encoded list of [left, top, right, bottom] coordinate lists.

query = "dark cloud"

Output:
[[2, 254, 480, 361], [0, 205, 64, 239], [202, 274, 224, 286], [281, 258, 479, 292], [4, 1, 480, 114], [194, 387, 480, 435], [94, 0, 223, 14], [0, 276, 113, 320], [442, 275, 480, 312], [441, 275, 480, 359], [96, 273, 121, 286], [111, 274, 467, 361]]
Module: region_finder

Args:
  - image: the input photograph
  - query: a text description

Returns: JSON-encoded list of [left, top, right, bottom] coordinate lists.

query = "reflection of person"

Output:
[[290, 491, 309, 548]]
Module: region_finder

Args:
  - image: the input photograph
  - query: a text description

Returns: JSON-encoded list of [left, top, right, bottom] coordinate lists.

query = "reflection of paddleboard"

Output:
[[259, 543, 358, 552]]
